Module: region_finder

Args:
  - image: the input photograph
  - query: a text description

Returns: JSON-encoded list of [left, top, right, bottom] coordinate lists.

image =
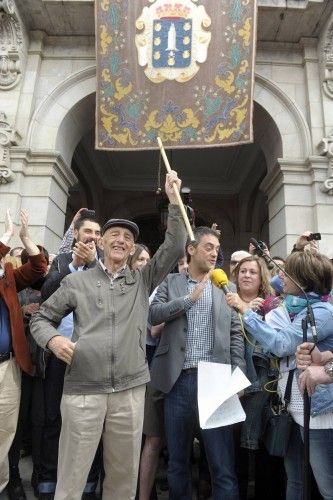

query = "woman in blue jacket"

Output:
[[226, 250, 333, 500]]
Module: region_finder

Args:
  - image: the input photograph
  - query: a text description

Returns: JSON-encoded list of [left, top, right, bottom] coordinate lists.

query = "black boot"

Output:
[[6, 466, 27, 500]]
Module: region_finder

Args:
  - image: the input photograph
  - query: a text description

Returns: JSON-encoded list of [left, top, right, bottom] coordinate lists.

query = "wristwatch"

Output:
[[324, 359, 333, 379]]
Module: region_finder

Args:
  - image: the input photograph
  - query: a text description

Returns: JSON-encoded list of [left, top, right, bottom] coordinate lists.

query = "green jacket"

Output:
[[30, 205, 186, 395]]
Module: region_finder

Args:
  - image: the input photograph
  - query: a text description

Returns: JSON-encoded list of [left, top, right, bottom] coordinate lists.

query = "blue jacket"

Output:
[[243, 302, 333, 417]]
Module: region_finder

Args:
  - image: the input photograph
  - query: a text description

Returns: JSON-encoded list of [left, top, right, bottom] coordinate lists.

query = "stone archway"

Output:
[[27, 66, 97, 166], [27, 67, 310, 167], [24, 67, 312, 254]]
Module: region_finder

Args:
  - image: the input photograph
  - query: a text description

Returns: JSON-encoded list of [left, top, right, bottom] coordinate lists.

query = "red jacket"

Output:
[[0, 242, 47, 375]]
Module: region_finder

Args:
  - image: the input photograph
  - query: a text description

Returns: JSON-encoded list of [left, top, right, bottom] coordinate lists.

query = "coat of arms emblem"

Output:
[[135, 0, 211, 83]]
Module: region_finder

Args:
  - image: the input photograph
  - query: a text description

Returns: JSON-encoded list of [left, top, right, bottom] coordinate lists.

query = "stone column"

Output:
[[0, 148, 77, 252], [301, 38, 325, 151], [262, 156, 333, 259], [319, 10, 333, 136], [15, 31, 45, 139], [262, 160, 313, 257], [314, 133, 333, 256]]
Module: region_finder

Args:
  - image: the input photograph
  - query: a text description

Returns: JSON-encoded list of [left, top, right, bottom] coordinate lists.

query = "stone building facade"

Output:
[[0, 0, 332, 260]]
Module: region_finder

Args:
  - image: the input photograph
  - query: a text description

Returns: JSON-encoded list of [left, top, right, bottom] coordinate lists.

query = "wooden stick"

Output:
[[157, 137, 195, 242]]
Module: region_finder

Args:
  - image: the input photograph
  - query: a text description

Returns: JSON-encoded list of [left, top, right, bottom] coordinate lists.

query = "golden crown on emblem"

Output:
[[156, 4, 191, 19]]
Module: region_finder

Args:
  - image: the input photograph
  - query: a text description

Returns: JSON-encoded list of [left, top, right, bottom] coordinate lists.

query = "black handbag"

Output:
[[262, 369, 294, 457]]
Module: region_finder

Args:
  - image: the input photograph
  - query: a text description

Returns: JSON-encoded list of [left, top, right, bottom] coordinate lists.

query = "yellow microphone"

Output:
[[210, 269, 230, 294], [211, 268, 239, 311]]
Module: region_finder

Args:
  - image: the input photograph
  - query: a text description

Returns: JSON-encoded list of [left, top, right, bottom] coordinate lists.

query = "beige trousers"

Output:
[[0, 358, 21, 492], [55, 385, 146, 500]]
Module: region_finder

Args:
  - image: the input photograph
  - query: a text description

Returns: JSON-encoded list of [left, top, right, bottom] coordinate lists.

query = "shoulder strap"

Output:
[[284, 369, 294, 407]]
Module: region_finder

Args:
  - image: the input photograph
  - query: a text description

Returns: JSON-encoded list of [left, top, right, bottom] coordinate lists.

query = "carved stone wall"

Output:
[[0, 111, 20, 182], [0, 0, 23, 90], [318, 131, 333, 194], [322, 19, 333, 99]]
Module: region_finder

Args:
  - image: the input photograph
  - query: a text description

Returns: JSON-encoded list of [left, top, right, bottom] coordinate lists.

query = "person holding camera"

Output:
[[248, 239, 277, 274], [292, 231, 321, 254]]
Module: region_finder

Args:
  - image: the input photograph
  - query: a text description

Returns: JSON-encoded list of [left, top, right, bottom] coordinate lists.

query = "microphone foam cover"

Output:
[[211, 268, 229, 288]]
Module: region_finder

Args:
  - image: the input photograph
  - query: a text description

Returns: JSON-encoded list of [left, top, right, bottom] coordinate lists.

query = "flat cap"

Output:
[[102, 218, 139, 241]]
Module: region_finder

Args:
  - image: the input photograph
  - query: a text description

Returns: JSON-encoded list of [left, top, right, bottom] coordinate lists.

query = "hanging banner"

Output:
[[95, 0, 257, 150]]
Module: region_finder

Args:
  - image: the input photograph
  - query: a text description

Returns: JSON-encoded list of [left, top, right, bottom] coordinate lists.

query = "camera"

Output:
[[253, 240, 268, 256], [306, 233, 321, 241], [257, 240, 268, 251]]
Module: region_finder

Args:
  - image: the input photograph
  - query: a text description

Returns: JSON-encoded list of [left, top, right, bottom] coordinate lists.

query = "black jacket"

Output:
[[42, 251, 101, 301]]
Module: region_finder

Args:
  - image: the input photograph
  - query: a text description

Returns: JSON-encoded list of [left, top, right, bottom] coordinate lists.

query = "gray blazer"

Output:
[[149, 273, 246, 394]]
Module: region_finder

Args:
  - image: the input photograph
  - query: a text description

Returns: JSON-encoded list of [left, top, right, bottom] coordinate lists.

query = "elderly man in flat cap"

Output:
[[30, 171, 187, 500]]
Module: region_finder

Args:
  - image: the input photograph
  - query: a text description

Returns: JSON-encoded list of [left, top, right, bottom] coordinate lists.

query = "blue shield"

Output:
[[152, 18, 192, 68]]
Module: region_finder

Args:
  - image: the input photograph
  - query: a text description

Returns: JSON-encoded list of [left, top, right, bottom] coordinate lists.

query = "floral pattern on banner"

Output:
[[95, 0, 257, 150]]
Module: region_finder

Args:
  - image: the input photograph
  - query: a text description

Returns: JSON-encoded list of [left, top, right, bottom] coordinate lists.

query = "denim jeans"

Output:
[[164, 371, 239, 500], [284, 421, 333, 500]]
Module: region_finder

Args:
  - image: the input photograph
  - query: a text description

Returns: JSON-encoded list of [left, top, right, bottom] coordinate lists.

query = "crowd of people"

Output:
[[0, 170, 333, 500]]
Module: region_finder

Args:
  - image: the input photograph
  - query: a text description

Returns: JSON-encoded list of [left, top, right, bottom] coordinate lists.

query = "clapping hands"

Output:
[[0, 208, 15, 246]]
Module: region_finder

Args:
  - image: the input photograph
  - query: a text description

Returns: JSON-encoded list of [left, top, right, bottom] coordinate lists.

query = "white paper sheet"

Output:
[[198, 362, 251, 429]]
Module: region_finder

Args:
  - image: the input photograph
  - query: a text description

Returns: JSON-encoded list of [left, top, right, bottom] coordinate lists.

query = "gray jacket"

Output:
[[30, 205, 187, 395], [150, 272, 246, 394]]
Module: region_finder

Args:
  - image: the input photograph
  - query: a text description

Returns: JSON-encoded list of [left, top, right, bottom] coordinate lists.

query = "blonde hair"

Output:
[[234, 255, 273, 298], [1, 255, 22, 269]]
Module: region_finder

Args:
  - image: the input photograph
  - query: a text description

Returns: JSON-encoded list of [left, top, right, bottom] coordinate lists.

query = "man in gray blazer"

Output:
[[150, 226, 245, 500]]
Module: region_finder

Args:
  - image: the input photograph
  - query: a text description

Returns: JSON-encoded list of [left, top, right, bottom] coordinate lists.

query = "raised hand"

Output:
[[211, 223, 221, 237], [309, 239, 319, 254], [294, 231, 311, 251], [248, 242, 256, 255], [0, 208, 14, 246], [71, 207, 88, 226], [165, 170, 181, 205], [19, 209, 29, 241], [18, 209, 40, 256], [72, 240, 96, 269], [190, 271, 212, 302]]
